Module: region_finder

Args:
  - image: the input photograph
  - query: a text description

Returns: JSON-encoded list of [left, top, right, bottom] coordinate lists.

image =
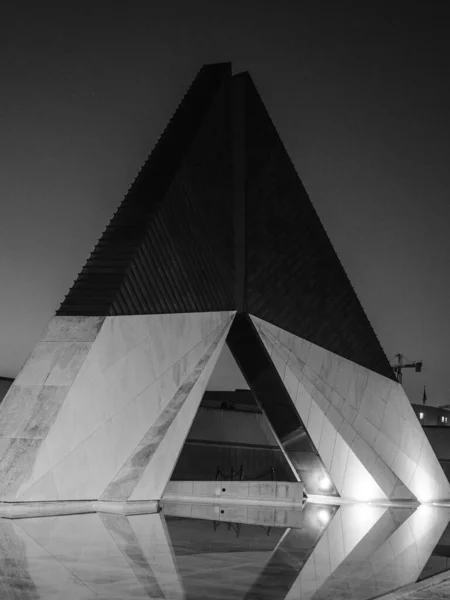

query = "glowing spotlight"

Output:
[[319, 476, 332, 491], [317, 509, 331, 525]]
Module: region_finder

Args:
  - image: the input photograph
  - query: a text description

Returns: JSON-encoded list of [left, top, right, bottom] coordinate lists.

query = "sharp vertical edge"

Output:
[[232, 75, 247, 313]]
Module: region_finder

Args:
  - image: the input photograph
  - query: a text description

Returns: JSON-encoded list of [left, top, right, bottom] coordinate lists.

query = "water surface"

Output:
[[0, 502, 449, 599]]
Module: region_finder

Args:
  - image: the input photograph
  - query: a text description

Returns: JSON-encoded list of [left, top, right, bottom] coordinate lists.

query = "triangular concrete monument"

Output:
[[0, 63, 448, 503]]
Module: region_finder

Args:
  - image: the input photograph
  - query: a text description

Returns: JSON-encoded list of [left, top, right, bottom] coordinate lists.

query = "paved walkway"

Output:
[[379, 571, 450, 599]]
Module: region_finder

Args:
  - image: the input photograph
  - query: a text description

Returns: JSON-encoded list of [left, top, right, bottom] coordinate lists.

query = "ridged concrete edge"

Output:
[[375, 569, 450, 599]]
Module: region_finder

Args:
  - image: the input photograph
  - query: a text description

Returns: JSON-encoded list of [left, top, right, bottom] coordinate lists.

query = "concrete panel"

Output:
[[252, 316, 450, 502], [0, 312, 235, 501], [108, 321, 230, 501], [318, 417, 337, 471], [329, 434, 350, 495]]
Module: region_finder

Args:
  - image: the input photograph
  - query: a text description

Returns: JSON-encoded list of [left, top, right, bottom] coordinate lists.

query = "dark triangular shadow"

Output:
[[226, 313, 338, 496], [171, 338, 296, 484], [170, 313, 337, 496]]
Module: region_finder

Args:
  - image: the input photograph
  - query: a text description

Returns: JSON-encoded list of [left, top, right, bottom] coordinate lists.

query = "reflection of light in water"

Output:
[[410, 504, 442, 539], [317, 508, 331, 525], [319, 476, 332, 491], [350, 503, 384, 529]]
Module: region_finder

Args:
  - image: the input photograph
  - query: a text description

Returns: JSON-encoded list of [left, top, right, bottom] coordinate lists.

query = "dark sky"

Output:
[[1, 2, 449, 406]]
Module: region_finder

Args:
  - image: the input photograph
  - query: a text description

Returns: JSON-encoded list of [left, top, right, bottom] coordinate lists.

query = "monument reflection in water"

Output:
[[0, 502, 449, 599]]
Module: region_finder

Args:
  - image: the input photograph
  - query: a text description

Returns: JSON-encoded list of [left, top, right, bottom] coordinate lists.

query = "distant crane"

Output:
[[391, 353, 422, 385]]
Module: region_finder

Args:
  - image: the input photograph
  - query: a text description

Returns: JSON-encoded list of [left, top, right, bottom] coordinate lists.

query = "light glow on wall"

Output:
[[410, 466, 443, 503], [341, 449, 388, 501], [319, 476, 332, 491], [317, 508, 331, 525]]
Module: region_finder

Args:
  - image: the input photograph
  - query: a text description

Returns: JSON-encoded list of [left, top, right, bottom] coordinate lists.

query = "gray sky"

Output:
[[1, 2, 449, 406]]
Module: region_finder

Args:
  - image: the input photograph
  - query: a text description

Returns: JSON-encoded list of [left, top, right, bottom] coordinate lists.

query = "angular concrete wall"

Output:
[[0, 312, 234, 501], [1, 309, 447, 504], [252, 316, 450, 502]]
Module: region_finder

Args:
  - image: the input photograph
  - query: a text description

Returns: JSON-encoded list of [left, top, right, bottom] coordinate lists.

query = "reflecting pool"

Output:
[[0, 501, 449, 599]]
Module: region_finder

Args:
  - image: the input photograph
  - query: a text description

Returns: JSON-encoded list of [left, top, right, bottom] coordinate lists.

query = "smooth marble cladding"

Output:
[[0, 317, 104, 501], [0, 312, 235, 502], [251, 316, 450, 503], [101, 322, 230, 501]]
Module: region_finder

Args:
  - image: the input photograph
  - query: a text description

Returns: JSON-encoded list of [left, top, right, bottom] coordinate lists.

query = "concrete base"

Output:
[[0, 500, 159, 519], [163, 480, 305, 508]]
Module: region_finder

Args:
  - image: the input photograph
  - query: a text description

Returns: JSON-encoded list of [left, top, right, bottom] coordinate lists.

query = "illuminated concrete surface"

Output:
[[0, 502, 449, 599], [0, 311, 448, 505], [252, 316, 450, 502], [0, 312, 234, 501]]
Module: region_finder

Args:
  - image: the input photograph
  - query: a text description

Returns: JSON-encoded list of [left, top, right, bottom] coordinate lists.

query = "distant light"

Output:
[[319, 476, 332, 491], [441, 416, 445, 423], [419, 412, 424, 420], [317, 509, 331, 525]]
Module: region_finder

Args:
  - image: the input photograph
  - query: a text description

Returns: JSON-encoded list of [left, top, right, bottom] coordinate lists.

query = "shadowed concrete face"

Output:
[[226, 313, 338, 496]]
